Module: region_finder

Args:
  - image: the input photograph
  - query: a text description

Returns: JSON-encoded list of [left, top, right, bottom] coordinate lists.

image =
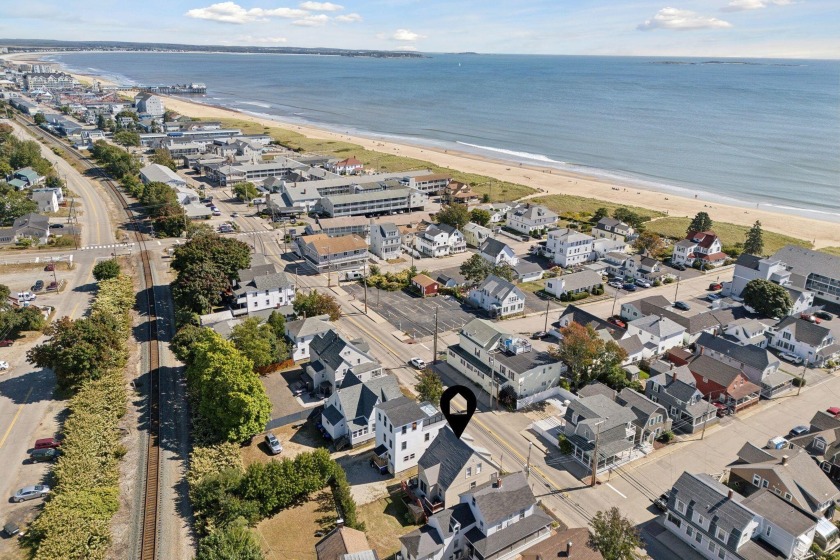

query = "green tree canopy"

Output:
[[195, 520, 263, 560], [612, 208, 647, 230], [293, 291, 341, 321], [415, 370, 444, 404], [470, 208, 491, 227], [592, 207, 610, 222], [744, 220, 764, 256], [632, 231, 665, 258], [113, 130, 140, 147], [688, 211, 713, 233], [0, 186, 38, 226], [230, 317, 285, 369], [266, 310, 286, 340], [150, 148, 177, 171], [589, 507, 643, 560], [435, 204, 470, 230], [549, 323, 627, 390], [172, 261, 230, 315], [171, 233, 252, 281], [92, 259, 121, 282], [460, 253, 492, 285], [33, 113, 47, 125], [232, 182, 259, 202], [742, 279, 792, 318]]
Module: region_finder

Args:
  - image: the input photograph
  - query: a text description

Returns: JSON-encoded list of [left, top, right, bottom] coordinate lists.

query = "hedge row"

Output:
[[23, 276, 133, 559]]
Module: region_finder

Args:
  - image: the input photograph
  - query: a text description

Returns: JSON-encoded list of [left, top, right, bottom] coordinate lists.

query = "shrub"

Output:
[[792, 377, 806, 387], [557, 434, 573, 454], [663, 277, 675, 284], [657, 431, 675, 443]]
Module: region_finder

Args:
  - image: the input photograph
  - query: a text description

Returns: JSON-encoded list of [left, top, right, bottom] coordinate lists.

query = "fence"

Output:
[[515, 386, 575, 410], [264, 405, 322, 431]]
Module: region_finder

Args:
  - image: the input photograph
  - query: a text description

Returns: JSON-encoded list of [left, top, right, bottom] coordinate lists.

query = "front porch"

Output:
[[401, 477, 444, 515]]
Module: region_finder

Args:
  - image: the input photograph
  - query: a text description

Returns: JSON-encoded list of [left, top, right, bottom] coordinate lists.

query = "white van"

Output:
[[340, 270, 364, 281]]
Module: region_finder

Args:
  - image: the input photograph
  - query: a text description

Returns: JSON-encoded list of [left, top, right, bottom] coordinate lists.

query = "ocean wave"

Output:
[[456, 141, 562, 164], [239, 101, 272, 109]]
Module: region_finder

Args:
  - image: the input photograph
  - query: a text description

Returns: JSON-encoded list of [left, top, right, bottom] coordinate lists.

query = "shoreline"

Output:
[[10, 52, 840, 248]]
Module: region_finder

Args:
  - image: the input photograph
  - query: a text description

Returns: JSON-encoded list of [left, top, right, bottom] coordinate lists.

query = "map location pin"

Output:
[[440, 385, 477, 439]]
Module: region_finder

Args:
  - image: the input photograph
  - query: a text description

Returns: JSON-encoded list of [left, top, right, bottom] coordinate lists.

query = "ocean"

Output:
[[48, 52, 840, 220]]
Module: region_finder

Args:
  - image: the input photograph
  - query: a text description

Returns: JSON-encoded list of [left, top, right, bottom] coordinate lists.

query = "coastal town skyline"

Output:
[[2, 0, 839, 59]]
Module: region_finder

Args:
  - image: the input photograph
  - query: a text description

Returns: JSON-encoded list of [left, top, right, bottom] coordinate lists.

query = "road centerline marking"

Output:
[[606, 483, 627, 498], [0, 386, 35, 449]]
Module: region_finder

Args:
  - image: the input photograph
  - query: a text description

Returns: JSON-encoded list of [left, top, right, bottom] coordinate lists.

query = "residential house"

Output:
[[369, 222, 402, 260], [31, 186, 63, 204], [12, 167, 43, 186], [478, 203, 512, 224], [593, 217, 634, 242], [31, 190, 58, 213], [624, 315, 686, 358], [318, 186, 427, 218], [785, 287, 816, 317], [563, 394, 637, 474], [729, 442, 840, 519], [512, 261, 545, 284], [553, 305, 623, 343], [617, 387, 672, 447], [134, 92, 165, 117], [305, 330, 379, 396], [506, 205, 557, 235], [621, 295, 749, 345], [320, 372, 399, 446], [520, 527, 604, 560], [665, 471, 818, 560], [468, 275, 526, 318], [329, 157, 364, 175], [672, 231, 727, 268], [544, 270, 603, 299], [447, 318, 564, 402], [645, 365, 718, 434], [603, 253, 663, 282], [694, 332, 786, 397], [443, 181, 479, 205], [373, 397, 445, 474], [545, 229, 594, 267], [788, 412, 840, 484], [772, 245, 840, 305], [315, 526, 379, 560], [479, 238, 518, 268], [725, 253, 814, 314], [399, 471, 553, 560], [721, 319, 771, 348], [297, 233, 369, 274], [0, 213, 50, 246], [687, 355, 761, 413], [412, 274, 439, 298], [463, 222, 493, 248], [285, 314, 333, 362], [769, 317, 840, 367], [416, 223, 466, 258], [405, 173, 451, 195], [591, 237, 629, 260], [139, 163, 186, 188], [233, 263, 295, 315]]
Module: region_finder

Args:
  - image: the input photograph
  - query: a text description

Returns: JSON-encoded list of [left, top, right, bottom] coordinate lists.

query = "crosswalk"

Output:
[[79, 243, 136, 251]]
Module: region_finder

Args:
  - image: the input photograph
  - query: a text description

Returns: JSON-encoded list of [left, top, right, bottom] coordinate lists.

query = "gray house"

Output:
[[617, 387, 672, 446], [695, 332, 789, 397], [0, 213, 50, 245], [320, 372, 401, 447], [563, 394, 637, 474], [645, 365, 718, 434]]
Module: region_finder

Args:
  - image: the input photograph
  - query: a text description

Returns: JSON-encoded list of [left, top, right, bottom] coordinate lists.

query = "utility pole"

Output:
[[701, 398, 713, 440], [363, 261, 368, 315], [797, 366, 806, 396], [488, 355, 495, 410], [543, 299, 550, 333], [674, 275, 682, 303], [433, 307, 439, 364], [326, 245, 332, 288], [610, 284, 621, 318], [526, 442, 533, 478], [590, 420, 604, 487]]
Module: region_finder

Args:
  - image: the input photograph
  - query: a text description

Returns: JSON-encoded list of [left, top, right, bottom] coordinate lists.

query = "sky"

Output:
[[2, 0, 839, 58]]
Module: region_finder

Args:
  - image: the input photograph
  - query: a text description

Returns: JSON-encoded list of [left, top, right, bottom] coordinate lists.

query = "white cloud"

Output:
[[394, 45, 418, 51], [638, 8, 732, 31], [721, 0, 792, 11], [292, 13, 330, 26], [299, 1, 343, 11], [185, 2, 307, 24], [334, 13, 362, 23], [222, 35, 288, 45], [390, 29, 425, 41]]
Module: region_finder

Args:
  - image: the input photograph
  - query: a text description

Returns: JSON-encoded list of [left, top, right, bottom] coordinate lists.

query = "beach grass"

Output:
[[644, 217, 811, 253], [206, 117, 535, 202], [818, 247, 840, 257], [530, 194, 666, 221]]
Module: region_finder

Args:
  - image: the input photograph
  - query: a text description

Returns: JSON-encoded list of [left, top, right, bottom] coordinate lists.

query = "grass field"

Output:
[[643, 217, 811, 254], [357, 493, 419, 559], [208, 117, 535, 202], [254, 489, 337, 560], [530, 194, 666, 221], [819, 247, 840, 257]]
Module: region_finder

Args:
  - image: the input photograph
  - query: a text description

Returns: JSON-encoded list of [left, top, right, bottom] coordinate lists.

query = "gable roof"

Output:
[[559, 269, 603, 293], [560, 305, 622, 340], [310, 330, 373, 372], [376, 396, 429, 428], [772, 245, 840, 281], [335, 373, 401, 429], [688, 355, 748, 388], [810, 411, 840, 432], [741, 490, 817, 537], [479, 237, 513, 259], [468, 471, 536, 526], [696, 332, 777, 372], [669, 472, 754, 547], [399, 525, 443, 559], [376, 222, 399, 236], [567, 394, 637, 432], [286, 315, 332, 340], [315, 526, 375, 560], [628, 315, 685, 339], [520, 527, 604, 560], [685, 231, 720, 248], [775, 316, 832, 347], [460, 318, 505, 350], [475, 274, 523, 301], [412, 274, 438, 288], [617, 387, 664, 419], [418, 427, 481, 491], [734, 253, 763, 271]]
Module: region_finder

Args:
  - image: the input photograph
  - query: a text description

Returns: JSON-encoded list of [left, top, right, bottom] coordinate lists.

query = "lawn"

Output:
[[202, 117, 536, 202], [643, 217, 811, 254], [254, 489, 337, 560], [530, 194, 666, 221], [819, 247, 840, 257], [357, 493, 419, 559], [519, 280, 548, 293]]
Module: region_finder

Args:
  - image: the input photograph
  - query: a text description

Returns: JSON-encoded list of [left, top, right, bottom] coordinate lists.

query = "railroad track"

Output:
[[15, 117, 162, 559]]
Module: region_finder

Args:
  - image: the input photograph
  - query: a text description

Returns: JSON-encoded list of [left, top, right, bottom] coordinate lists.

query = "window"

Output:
[[410, 454, 415, 459], [718, 548, 726, 560], [822, 462, 831, 473], [466, 467, 472, 478], [716, 528, 727, 542], [765, 526, 772, 537], [402, 426, 407, 435], [708, 541, 716, 553], [401, 442, 407, 450], [695, 531, 703, 544], [784, 492, 792, 501], [695, 514, 706, 527], [686, 526, 694, 537], [412, 422, 418, 431], [476, 463, 482, 474], [675, 499, 686, 514], [425, 433, 430, 442], [404, 455, 409, 462], [752, 474, 762, 487], [470, 481, 476, 489]]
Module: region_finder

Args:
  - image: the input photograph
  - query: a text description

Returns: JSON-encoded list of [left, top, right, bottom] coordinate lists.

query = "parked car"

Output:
[[33, 438, 61, 450], [708, 283, 723, 291], [779, 353, 803, 365], [706, 293, 721, 302], [0, 340, 13, 347], [12, 485, 50, 503], [815, 310, 834, 321], [0, 361, 8, 370], [608, 280, 623, 289], [635, 279, 651, 288], [46, 281, 58, 292], [29, 448, 59, 463], [622, 283, 637, 292], [673, 301, 691, 311], [2, 522, 20, 538], [672, 263, 687, 271], [607, 316, 627, 329], [531, 331, 548, 340], [32, 280, 44, 292], [409, 357, 426, 369], [264, 433, 283, 455], [48, 223, 64, 229], [653, 492, 670, 512], [800, 313, 821, 324], [789, 425, 809, 437], [712, 402, 729, 417], [231, 212, 239, 218], [44, 263, 55, 271], [827, 407, 840, 417]]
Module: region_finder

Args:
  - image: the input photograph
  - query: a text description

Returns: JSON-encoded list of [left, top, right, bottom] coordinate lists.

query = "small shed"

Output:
[[411, 274, 439, 298]]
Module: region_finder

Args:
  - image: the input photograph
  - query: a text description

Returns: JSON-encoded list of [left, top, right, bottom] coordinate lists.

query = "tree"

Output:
[[172, 232, 251, 281], [632, 231, 665, 258], [742, 279, 792, 318], [230, 317, 281, 369], [232, 182, 259, 202], [470, 208, 491, 227], [172, 261, 230, 315], [45, 175, 63, 190], [0, 188, 38, 226], [589, 507, 643, 560], [592, 207, 610, 222], [493, 263, 515, 282], [151, 148, 177, 171], [549, 323, 627, 390], [293, 291, 341, 321], [33, 113, 46, 125], [460, 254, 492, 285], [744, 220, 764, 256], [113, 130, 140, 147], [415, 370, 444, 404], [688, 211, 713, 234], [195, 520, 263, 560], [435, 205, 470, 230], [96, 113, 108, 131], [266, 310, 286, 340], [612, 208, 647, 230], [92, 259, 121, 281], [171, 325, 218, 363]]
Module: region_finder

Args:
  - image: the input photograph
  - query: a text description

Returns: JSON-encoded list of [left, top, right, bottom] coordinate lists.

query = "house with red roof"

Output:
[[329, 156, 364, 175], [672, 230, 727, 268]]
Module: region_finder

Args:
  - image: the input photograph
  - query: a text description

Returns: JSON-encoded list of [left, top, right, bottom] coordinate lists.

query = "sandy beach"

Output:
[[9, 53, 839, 248]]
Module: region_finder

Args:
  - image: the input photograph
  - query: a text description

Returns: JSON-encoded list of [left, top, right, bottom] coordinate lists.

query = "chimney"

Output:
[[496, 477, 502, 488], [727, 489, 733, 499], [565, 541, 573, 557], [782, 455, 789, 465]]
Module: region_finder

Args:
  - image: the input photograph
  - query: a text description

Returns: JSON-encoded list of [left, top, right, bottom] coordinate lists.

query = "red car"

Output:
[[34, 438, 61, 450], [827, 407, 840, 417], [801, 313, 821, 324], [0, 340, 13, 347], [608, 316, 627, 329], [708, 283, 723, 291], [44, 263, 55, 272], [712, 402, 730, 417]]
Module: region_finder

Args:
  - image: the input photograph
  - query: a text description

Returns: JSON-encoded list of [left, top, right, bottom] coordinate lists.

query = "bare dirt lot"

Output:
[[241, 422, 327, 467]]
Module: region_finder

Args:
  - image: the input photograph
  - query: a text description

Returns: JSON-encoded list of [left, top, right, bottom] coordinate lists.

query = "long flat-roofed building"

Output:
[[297, 233, 369, 273], [317, 184, 426, 218]]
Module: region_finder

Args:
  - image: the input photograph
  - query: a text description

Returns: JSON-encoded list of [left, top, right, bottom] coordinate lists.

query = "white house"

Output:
[[134, 92, 165, 117], [624, 315, 685, 358], [769, 317, 839, 367], [672, 230, 726, 268], [462, 222, 493, 248], [468, 275, 526, 318], [305, 330, 379, 395], [320, 373, 401, 447], [329, 157, 364, 175], [593, 217, 634, 241], [546, 228, 594, 267], [478, 238, 518, 267], [506, 204, 558, 235], [139, 163, 186, 188], [544, 269, 603, 299], [233, 263, 295, 315], [724, 253, 792, 299], [30, 190, 58, 213], [373, 397, 445, 474], [285, 314, 333, 362], [369, 222, 402, 260], [31, 186, 64, 204], [478, 202, 512, 224], [415, 223, 466, 258], [604, 253, 662, 281]]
